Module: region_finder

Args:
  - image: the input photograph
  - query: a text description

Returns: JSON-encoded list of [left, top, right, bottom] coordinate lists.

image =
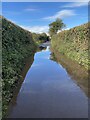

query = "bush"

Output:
[[51, 23, 89, 69], [2, 17, 37, 116]]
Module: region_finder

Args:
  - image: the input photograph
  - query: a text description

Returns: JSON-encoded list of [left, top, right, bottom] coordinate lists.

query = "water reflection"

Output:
[[6, 55, 34, 114], [50, 50, 88, 97], [7, 47, 88, 118]]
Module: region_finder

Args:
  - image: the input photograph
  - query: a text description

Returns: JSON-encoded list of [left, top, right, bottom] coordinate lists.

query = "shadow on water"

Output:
[[6, 55, 35, 116], [50, 49, 88, 97], [6, 47, 47, 117]]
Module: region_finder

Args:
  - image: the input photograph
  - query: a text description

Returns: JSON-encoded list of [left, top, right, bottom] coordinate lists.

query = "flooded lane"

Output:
[[8, 47, 88, 118]]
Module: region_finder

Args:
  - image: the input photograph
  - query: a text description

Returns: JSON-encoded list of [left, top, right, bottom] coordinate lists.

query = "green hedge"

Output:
[[32, 32, 50, 45], [2, 17, 37, 116], [51, 23, 89, 69]]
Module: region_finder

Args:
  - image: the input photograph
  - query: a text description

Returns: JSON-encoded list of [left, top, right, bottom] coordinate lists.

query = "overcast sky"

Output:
[[2, 2, 88, 33]]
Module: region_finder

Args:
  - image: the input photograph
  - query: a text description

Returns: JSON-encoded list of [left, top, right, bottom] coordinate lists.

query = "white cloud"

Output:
[[24, 8, 37, 12], [62, 2, 88, 8], [57, 27, 70, 33], [20, 25, 49, 34], [20, 25, 71, 35], [43, 10, 76, 20]]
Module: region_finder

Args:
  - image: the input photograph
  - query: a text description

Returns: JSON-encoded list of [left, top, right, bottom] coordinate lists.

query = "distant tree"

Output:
[[32, 32, 50, 44], [49, 27, 55, 37], [39, 33, 47, 41], [49, 18, 66, 37]]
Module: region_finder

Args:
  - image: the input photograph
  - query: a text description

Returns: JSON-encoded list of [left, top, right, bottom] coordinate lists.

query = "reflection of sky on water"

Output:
[[8, 47, 88, 118]]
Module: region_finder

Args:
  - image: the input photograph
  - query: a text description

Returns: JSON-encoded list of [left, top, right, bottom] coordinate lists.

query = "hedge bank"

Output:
[[2, 17, 37, 117], [51, 23, 89, 69]]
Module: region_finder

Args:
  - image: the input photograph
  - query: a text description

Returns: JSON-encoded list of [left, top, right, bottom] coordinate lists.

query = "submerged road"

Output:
[[8, 46, 88, 118]]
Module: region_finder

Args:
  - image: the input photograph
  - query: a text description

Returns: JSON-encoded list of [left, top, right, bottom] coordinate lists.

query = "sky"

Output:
[[2, 2, 88, 34]]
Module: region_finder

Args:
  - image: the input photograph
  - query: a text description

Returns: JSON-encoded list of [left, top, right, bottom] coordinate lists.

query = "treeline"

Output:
[[2, 17, 37, 116], [32, 32, 50, 45], [51, 23, 89, 69]]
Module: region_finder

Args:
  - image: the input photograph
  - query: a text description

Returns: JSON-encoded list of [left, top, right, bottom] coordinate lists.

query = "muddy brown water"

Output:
[[7, 46, 88, 118]]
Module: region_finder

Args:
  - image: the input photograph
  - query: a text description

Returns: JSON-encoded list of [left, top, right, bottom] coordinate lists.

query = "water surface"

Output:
[[8, 46, 88, 118]]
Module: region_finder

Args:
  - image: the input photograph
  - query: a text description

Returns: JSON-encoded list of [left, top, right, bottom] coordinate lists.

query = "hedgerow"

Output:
[[2, 17, 37, 117], [51, 23, 89, 69]]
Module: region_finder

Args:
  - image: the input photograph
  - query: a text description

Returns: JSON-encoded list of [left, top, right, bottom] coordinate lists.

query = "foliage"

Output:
[[32, 32, 50, 45], [49, 18, 66, 37], [51, 23, 89, 69], [2, 17, 37, 117]]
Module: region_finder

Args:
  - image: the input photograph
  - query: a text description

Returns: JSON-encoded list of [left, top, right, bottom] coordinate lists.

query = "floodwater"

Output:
[[8, 46, 88, 118]]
